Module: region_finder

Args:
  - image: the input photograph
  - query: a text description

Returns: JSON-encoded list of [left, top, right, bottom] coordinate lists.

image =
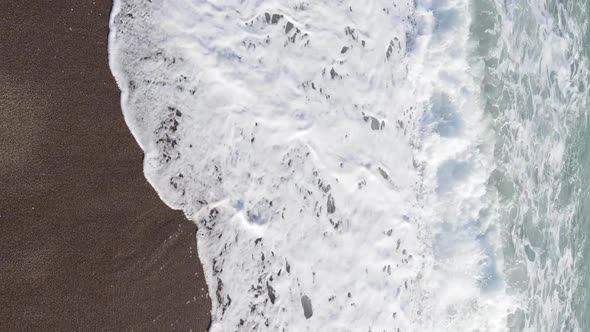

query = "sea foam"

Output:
[[109, 0, 519, 330]]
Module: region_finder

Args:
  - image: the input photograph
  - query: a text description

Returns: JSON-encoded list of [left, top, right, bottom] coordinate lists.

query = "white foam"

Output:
[[479, 0, 590, 330], [109, 0, 519, 330]]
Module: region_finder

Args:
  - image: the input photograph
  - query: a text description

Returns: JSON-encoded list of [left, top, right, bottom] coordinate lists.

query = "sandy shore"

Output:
[[0, 1, 210, 330]]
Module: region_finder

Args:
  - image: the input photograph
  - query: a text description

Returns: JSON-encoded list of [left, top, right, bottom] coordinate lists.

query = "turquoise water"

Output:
[[574, 106, 590, 329], [473, 0, 590, 330]]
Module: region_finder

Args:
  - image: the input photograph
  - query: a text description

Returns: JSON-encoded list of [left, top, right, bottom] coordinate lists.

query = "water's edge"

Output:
[[108, 0, 590, 330]]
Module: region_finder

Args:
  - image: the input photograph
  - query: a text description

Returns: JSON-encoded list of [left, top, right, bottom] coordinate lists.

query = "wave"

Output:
[[475, 0, 590, 330], [108, 0, 590, 330]]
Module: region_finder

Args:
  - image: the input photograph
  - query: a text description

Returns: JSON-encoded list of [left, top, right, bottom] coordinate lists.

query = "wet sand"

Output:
[[0, 1, 211, 330]]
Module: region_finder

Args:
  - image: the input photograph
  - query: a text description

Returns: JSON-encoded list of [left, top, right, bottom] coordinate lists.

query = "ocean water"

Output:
[[108, 0, 590, 331]]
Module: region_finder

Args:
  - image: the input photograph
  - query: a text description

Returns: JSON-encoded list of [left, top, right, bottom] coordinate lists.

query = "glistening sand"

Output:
[[0, 1, 210, 330]]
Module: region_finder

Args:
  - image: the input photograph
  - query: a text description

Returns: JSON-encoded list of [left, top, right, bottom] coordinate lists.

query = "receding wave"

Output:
[[108, 0, 590, 330]]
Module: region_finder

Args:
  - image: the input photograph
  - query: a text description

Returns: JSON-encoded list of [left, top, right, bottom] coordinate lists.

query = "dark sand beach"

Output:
[[0, 1, 210, 330]]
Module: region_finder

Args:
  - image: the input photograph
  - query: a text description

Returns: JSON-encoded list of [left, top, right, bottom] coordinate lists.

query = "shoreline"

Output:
[[0, 1, 211, 330]]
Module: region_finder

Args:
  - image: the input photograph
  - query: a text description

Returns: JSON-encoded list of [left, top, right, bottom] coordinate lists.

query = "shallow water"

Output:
[[474, 0, 590, 330], [109, 0, 590, 330]]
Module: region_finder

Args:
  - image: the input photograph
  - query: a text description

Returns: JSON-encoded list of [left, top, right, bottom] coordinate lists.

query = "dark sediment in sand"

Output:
[[0, 1, 211, 330]]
